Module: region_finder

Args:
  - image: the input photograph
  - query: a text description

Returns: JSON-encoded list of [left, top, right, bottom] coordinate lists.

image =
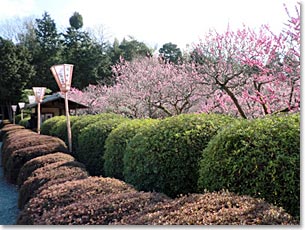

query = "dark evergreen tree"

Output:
[[0, 37, 35, 119], [108, 36, 153, 64], [159, 42, 182, 64], [30, 12, 62, 91], [69, 12, 83, 30]]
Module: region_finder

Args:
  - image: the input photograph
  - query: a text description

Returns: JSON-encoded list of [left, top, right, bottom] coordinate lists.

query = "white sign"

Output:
[[11, 105, 17, 112], [50, 64, 74, 92], [33, 87, 46, 103]]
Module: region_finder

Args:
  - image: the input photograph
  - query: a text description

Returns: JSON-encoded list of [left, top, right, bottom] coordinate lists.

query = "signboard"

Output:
[[50, 64, 74, 92], [11, 105, 17, 112], [28, 95, 36, 104], [32, 87, 46, 103]]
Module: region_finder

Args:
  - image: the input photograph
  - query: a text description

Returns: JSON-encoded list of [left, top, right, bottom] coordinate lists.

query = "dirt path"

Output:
[[0, 143, 19, 225]]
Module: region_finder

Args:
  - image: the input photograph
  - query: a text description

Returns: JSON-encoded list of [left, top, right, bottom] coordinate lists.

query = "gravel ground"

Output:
[[0, 142, 19, 225]]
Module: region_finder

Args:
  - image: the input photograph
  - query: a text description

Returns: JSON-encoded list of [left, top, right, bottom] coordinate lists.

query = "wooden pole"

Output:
[[37, 102, 41, 134], [65, 91, 72, 152]]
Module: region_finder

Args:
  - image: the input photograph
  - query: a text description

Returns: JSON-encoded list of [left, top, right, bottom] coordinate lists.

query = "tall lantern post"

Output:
[[50, 64, 74, 152], [11, 105, 17, 124], [18, 102, 25, 120], [32, 87, 46, 134]]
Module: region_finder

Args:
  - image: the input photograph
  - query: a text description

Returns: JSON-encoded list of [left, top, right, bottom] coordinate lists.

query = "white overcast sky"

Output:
[[0, 0, 300, 50]]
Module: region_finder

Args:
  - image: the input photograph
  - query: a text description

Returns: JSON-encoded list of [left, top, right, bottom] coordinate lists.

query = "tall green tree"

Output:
[[69, 12, 83, 30], [0, 37, 35, 119], [108, 36, 153, 64], [62, 12, 110, 89], [31, 12, 62, 91], [159, 42, 182, 64]]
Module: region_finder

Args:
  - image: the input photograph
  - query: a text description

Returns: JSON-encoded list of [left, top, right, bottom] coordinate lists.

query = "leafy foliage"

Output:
[[18, 160, 88, 209], [17, 152, 75, 186], [0, 37, 35, 105], [77, 115, 128, 175], [40, 115, 65, 136], [159, 42, 182, 64], [69, 12, 83, 30], [17, 176, 297, 225], [198, 113, 300, 218], [4, 137, 69, 184], [71, 113, 125, 153], [115, 190, 297, 225], [123, 113, 235, 197], [103, 118, 159, 180]]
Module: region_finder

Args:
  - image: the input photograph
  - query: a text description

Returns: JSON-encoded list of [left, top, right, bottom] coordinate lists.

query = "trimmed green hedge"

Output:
[[71, 113, 124, 153], [19, 117, 30, 128], [123, 113, 235, 197], [51, 116, 79, 146], [77, 116, 129, 176], [41, 116, 65, 136], [197, 113, 300, 218], [104, 118, 159, 180]]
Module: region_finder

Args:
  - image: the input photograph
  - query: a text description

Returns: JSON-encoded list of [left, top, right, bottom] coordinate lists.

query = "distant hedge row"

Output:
[[1, 122, 298, 225], [38, 112, 300, 218]]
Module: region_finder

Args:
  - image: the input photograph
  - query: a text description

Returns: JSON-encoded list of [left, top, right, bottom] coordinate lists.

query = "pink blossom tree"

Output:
[[108, 57, 203, 118], [193, 3, 300, 118], [69, 3, 299, 119]]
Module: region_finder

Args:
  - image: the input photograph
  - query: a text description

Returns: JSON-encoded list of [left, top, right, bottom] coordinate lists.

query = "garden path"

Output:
[[0, 142, 19, 225]]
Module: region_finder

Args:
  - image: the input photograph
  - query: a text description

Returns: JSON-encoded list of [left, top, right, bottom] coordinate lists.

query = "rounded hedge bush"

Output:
[[17, 152, 75, 186], [5, 138, 69, 183], [0, 124, 24, 141], [40, 116, 65, 136], [18, 117, 30, 128], [48, 116, 79, 147], [71, 113, 124, 153], [18, 160, 88, 209], [2, 134, 66, 170], [197, 113, 300, 218], [103, 118, 159, 180], [123, 113, 235, 197], [115, 190, 297, 225], [77, 116, 128, 175], [17, 176, 137, 224]]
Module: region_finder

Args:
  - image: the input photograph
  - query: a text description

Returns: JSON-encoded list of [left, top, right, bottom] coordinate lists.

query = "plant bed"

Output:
[[17, 152, 75, 187], [2, 135, 67, 169], [17, 176, 136, 224], [4, 141, 69, 183], [18, 160, 88, 209], [114, 190, 298, 225], [0, 124, 25, 141]]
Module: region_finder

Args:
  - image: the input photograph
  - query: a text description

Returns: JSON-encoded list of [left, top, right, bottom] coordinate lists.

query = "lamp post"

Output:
[[18, 102, 25, 120], [32, 87, 46, 134], [50, 64, 74, 152], [11, 105, 17, 124]]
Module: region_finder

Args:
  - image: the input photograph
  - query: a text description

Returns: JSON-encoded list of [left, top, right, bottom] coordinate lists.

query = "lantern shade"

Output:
[[11, 105, 17, 112], [28, 95, 36, 104], [18, 102, 25, 109], [50, 64, 74, 92], [32, 87, 46, 103]]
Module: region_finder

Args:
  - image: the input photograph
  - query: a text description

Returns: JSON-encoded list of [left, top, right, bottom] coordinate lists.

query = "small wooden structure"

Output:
[[26, 92, 88, 122]]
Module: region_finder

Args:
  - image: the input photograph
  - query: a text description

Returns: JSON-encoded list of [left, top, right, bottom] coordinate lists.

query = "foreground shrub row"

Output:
[[39, 112, 300, 219], [0, 122, 298, 225]]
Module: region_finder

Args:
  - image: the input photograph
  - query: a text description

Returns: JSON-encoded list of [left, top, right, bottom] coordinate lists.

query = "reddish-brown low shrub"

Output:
[[18, 176, 168, 225], [40, 190, 169, 225], [18, 161, 88, 209], [5, 141, 69, 184], [2, 129, 37, 151], [0, 124, 25, 141], [2, 135, 68, 172], [17, 152, 75, 186], [114, 191, 298, 225]]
